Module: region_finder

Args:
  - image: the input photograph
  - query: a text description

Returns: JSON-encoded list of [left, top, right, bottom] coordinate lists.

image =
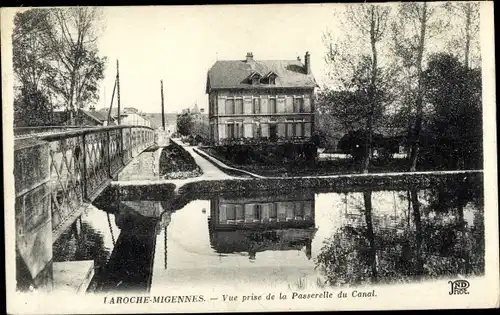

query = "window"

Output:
[[269, 203, 278, 220], [227, 123, 235, 139], [269, 98, 277, 114], [286, 121, 294, 138], [253, 121, 262, 138], [225, 99, 234, 115], [269, 123, 277, 140], [253, 98, 260, 114], [227, 122, 243, 139], [235, 99, 243, 114], [269, 77, 276, 85], [252, 77, 260, 85], [254, 204, 262, 221], [225, 204, 235, 222], [294, 97, 304, 113]]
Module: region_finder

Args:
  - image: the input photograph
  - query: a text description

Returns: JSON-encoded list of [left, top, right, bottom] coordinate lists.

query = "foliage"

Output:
[[45, 8, 106, 119], [419, 53, 482, 170], [338, 130, 389, 162], [210, 142, 318, 166], [176, 113, 195, 136], [315, 179, 484, 286], [12, 8, 106, 127], [159, 144, 202, 179], [12, 9, 55, 95], [13, 88, 52, 126], [321, 4, 393, 172]]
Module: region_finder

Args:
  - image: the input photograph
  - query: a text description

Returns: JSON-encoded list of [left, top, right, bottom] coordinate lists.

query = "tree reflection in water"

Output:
[[53, 217, 114, 292], [315, 177, 484, 286]]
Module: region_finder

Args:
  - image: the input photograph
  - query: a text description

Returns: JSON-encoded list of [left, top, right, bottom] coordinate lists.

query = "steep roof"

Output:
[[206, 59, 317, 93], [80, 109, 109, 124]]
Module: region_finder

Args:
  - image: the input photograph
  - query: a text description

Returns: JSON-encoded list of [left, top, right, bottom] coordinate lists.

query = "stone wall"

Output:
[[14, 138, 53, 291]]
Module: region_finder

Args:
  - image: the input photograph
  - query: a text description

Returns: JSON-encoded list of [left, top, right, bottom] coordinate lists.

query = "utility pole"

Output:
[[161, 80, 165, 131], [116, 60, 121, 125]]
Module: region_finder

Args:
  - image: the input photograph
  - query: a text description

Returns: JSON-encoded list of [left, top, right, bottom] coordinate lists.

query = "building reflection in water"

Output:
[[208, 191, 317, 261]]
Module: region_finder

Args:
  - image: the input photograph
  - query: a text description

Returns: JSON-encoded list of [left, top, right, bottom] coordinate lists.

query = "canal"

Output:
[[53, 175, 484, 293]]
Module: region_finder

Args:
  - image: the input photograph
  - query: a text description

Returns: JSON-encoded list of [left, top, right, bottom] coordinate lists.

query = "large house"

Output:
[[206, 52, 318, 145]]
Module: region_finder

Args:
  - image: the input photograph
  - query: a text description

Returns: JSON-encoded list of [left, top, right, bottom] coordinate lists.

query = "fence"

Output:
[[14, 125, 156, 242]]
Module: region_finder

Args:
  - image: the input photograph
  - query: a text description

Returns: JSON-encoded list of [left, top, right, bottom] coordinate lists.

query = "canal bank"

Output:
[[110, 170, 484, 207], [62, 173, 485, 293]]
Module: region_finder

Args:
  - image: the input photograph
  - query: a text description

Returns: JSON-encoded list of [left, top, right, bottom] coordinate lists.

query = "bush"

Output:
[[210, 142, 318, 166]]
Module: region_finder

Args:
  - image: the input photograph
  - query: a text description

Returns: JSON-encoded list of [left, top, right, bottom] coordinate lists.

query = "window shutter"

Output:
[[261, 123, 269, 137], [287, 122, 294, 138], [277, 123, 286, 137], [218, 124, 226, 140], [235, 99, 243, 114], [285, 96, 294, 113], [260, 97, 268, 114], [303, 96, 311, 112], [225, 99, 234, 115], [244, 98, 253, 114], [296, 123, 303, 137], [277, 97, 285, 113], [244, 123, 253, 138], [218, 97, 226, 115]]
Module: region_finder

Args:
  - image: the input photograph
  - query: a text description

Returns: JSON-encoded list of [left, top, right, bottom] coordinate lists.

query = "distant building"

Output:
[[206, 52, 318, 145], [52, 106, 115, 126], [142, 113, 178, 135], [115, 112, 151, 127]]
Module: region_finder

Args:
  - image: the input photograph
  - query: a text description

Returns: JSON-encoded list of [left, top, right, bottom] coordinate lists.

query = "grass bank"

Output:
[[159, 143, 202, 179], [200, 146, 476, 177], [200, 147, 411, 177]]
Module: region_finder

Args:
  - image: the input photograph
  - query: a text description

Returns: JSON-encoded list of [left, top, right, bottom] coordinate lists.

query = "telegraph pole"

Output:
[[116, 60, 121, 125], [161, 80, 165, 131]]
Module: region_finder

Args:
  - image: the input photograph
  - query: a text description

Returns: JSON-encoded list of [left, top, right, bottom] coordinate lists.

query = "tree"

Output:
[[13, 88, 52, 127], [12, 7, 106, 127], [392, 2, 447, 171], [176, 113, 194, 136], [46, 7, 106, 124], [421, 53, 482, 169], [322, 4, 392, 173], [12, 9, 56, 126], [445, 2, 480, 68]]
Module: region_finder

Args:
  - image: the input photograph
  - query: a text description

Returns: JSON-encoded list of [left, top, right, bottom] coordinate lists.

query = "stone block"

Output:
[[16, 218, 52, 281], [16, 182, 51, 235], [53, 260, 94, 294], [14, 138, 49, 195]]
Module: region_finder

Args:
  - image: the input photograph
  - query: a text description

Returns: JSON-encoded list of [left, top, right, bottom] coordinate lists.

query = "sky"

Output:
[[96, 4, 339, 114]]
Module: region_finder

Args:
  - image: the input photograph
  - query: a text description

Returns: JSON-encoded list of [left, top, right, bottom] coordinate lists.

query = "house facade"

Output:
[[206, 52, 317, 145]]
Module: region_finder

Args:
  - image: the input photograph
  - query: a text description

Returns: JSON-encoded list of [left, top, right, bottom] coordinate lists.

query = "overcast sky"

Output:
[[97, 4, 340, 114]]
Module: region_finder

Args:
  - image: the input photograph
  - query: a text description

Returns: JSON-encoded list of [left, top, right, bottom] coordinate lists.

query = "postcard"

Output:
[[3, 2, 499, 314]]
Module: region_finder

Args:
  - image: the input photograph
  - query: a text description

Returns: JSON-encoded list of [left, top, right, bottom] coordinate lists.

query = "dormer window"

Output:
[[264, 71, 278, 85], [248, 71, 263, 85]]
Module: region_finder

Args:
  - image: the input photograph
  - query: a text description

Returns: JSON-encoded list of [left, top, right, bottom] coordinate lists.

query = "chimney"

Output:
[[89, 105, 95, 112], [304, 51, 311, 74], [297, 56, 301, 62], [246, 52, 254, 63]]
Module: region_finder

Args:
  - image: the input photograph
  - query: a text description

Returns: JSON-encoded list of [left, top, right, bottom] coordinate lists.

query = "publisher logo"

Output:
[[448, 280, 470, 295]]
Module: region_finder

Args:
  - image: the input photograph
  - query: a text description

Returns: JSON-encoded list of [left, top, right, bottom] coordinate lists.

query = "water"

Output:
[[53, 176, 484, 293]]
